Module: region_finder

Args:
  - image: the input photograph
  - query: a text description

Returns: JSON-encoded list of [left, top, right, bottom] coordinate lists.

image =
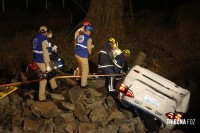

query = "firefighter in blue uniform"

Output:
[[98, 38, 118, 92], [32, 26, 58, 102], [113, 49, 131, 74], [113, 49, 131, 81]]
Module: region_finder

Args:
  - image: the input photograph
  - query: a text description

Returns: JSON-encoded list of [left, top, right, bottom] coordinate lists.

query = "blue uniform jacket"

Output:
[[32, 33, 48, 63], [113, 54, 128, 74], [75, 33, 90, 58], [98, 43, 114, 69]]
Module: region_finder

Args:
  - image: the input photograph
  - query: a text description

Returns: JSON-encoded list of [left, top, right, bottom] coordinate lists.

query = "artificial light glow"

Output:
[[126, 90, 134, 97], [175, 112, 182, 120], [166, 112, 174, 119], [118, 84, 127, 92], [118, 84, 134, 97], [166, 112, 183, 120]]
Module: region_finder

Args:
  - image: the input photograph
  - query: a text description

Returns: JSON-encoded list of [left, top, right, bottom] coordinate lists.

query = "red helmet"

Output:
[[82, 21, 91, 26]]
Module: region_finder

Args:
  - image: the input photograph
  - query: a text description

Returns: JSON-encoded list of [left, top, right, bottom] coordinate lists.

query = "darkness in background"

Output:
[[0, 0, 195, 25], [0, 0, 91, 26]]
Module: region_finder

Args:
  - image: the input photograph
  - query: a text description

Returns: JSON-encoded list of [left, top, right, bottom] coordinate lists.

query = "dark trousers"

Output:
[[101, 67, 116, 92]]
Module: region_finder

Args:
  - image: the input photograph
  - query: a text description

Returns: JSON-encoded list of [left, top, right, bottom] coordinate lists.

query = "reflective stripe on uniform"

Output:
[[113, 59, 122, 68], [33, 50, 43, 54], [99, 50, 107, 54], [98, 65, 113, 68], [108, 77, 115, 92], [76, 43, 87, 48], [48, 43, 51, 47], [58, 64, 63, 68]]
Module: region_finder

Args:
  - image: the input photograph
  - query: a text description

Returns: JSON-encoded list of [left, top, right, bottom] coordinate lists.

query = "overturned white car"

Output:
[[116, 65, 190, 131]]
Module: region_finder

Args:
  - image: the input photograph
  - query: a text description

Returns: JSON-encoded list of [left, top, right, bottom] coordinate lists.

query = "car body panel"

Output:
[[117, 65, 190, 129]]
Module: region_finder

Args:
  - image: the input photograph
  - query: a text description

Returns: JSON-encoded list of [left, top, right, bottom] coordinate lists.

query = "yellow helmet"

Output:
[[123, 49, 131, 56], [112, 41, 118, 49], [108, 38, 116, 43]]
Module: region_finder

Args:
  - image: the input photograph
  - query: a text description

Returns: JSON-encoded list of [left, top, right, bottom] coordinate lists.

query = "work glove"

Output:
[[52, 45, 58, 52], [46, 66, 52, 72]]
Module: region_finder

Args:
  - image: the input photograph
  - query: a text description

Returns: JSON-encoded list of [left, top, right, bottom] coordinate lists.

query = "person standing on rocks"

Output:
[[74, 20, 92, 49], [113, 49, 131, 82], [98, 38, 119, 93], [32, 26, 58, 102], [47, 29, 64, 71], [113, 49, 131, 75], [74, 25, 94, 88]]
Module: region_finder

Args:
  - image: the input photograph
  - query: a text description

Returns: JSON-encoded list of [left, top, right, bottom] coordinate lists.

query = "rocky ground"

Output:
[[0, 75, 188, 133]]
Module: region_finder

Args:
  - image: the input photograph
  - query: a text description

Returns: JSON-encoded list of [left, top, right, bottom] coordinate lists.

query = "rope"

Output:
[[0, 74, 124, 88]]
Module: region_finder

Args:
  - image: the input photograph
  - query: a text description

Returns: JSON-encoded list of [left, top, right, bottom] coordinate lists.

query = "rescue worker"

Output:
[[122, 49, 131, 72], [47, 30, 56, 54], [74, 20, 91, 49], [74, 25, 93, 88], [113, 49, 131, 80], [98, 38, 118, 92], [47, 30, 64, 71], [32, 26, 58, 102]]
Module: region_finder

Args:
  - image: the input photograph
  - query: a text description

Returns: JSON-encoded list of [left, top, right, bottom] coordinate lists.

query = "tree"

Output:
[[86, 0, 126, 47], [84, 0, 135, 64]]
